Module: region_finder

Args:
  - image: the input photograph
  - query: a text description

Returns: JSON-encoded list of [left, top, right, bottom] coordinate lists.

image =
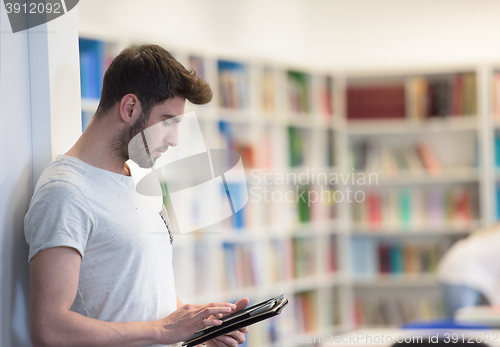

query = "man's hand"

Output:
[[204, 298, 250, 347], [154, 302, 237, 345]]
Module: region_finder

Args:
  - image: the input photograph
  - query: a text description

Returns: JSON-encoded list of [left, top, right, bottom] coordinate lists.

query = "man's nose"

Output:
[[164, 126, 179, 147]]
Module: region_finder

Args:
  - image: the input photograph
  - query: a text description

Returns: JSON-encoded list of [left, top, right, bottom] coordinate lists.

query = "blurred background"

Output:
[[5, 0, 500, 346]]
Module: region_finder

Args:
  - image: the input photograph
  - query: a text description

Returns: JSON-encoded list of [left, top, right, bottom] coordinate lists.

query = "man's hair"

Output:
[[95, 44, 212, 118]]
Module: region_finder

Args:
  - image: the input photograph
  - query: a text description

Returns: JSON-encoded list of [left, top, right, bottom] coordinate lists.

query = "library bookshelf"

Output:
[[78, 29, 500, 346]]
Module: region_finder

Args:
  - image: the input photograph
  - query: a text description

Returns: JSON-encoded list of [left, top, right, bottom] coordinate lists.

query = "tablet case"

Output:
[[182, 295, 288, 347]]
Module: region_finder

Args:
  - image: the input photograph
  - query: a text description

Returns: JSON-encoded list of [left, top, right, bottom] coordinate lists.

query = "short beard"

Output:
[[111, 111, 150, 166]]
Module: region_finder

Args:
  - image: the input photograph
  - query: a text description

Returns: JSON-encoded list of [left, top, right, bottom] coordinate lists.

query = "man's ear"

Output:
[[119, 94, 142, 123]]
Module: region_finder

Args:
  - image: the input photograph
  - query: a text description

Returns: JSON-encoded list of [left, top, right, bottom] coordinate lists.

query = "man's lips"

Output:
[[154, 147, 168, 154]]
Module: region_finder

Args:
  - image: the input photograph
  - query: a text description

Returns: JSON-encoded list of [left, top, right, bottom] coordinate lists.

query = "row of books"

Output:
[[297, 185, 337, 224], [166, 181, 337, 232], [294, 291, 317, 333], [245, 312, 282, 346], [354, 295, 445, 326], [222, 242, 262, 291], [351, 239, 442, 276], [352, 187, 478, 229], [218, 123, 335, 171], [351, 141, 444, 174], [346, 73, 477, 120], [218, 121, 255, 168], [219, 237, 338, 291], [407, 74, 477, 119], [79, 40, 335, 118], [243, 291, 327, 345], [288, 126, 335, 168]]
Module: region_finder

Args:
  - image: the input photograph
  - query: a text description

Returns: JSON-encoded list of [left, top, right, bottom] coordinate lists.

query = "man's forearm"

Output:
[[32, 309, 161, 347]]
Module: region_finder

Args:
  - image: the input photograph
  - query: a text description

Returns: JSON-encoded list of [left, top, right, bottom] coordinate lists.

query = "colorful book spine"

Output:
[[293, 237, 316, 279], [288, 126, 305, 167], [351, 141, 444, 175], [218, 60, 249, 109], [351, 240, 442, 277], [352, 187, 476, 229], [287, 71, 311, 114]]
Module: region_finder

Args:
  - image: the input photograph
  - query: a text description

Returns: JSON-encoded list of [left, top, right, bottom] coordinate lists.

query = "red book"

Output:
[[347, 84, 406, 120], [378, 244, 391, 274], [415, 143, 441, 175], [367, 192, 382, 228]]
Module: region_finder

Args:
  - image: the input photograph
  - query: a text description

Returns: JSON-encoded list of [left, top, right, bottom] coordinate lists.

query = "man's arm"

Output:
[[30, 247, 235, 347]]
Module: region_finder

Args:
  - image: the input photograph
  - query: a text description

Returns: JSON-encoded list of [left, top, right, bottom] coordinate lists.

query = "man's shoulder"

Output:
[[34, 155, 91, 195]]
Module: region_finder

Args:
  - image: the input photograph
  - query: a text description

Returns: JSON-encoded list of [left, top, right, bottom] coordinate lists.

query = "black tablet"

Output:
[[182, 294, 288, 347]]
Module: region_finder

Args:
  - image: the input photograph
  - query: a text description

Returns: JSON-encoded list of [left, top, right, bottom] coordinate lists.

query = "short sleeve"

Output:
[[24, 180, 94, 263]]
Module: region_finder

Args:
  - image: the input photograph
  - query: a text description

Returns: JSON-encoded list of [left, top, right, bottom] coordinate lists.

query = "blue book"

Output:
[[79, 38, 104, 99], [389, 245, 404, 274], [351, 237, 377, 277], [495, 135, 500, 168]]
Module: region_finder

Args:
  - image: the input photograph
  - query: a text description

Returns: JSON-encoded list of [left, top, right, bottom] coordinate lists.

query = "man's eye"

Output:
[[163, 120, 173, 126]]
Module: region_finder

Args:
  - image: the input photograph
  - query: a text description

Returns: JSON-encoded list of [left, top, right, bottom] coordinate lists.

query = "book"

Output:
[[188, 55, 206, 81], [347, 83, 406, 120], [287, 71, 311, 114], [288, 126, 305, 167], [354, 295, 444, 326], [79, 38, 104, 99], [261, 68, 276, 113], [321, 76, 334, 117], [218, 60, 249, 109]]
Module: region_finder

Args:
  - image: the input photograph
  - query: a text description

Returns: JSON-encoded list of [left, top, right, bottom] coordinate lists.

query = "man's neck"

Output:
[[65, 117, 131, 176]]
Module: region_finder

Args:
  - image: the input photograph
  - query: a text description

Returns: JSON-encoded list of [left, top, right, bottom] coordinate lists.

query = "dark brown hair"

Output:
[[95, 44, 212, 118]]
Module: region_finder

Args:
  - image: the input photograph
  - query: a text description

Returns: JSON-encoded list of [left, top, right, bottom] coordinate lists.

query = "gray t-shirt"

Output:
[[24, 155, 177, 338]]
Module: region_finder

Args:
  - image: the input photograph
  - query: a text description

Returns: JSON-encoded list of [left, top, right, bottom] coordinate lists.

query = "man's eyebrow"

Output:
[[161, 114, 182, 122]]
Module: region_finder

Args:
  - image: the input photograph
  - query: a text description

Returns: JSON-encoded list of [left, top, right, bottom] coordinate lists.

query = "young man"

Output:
[[25, 44, 249, 347]]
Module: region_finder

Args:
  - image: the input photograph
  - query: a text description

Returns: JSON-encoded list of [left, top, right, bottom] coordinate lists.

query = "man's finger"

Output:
[[195, 306, 232, 319], [232, 298, 249, 312], [206, 302, 237, 309], [223, 330, 246, 344], [214, 335, 239, 347]]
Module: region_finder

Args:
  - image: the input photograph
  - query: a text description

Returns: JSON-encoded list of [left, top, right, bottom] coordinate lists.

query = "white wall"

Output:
[[0, 2, 81, 345], [0, 4, 34, 346], [78, 0, 500, 71]]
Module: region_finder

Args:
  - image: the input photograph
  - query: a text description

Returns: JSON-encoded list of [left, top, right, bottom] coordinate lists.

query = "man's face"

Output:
[[128, 96, 185, 168]]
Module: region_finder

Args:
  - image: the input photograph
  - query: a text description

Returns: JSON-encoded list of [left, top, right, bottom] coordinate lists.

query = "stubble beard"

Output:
[[112, 112, 153, 169]]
